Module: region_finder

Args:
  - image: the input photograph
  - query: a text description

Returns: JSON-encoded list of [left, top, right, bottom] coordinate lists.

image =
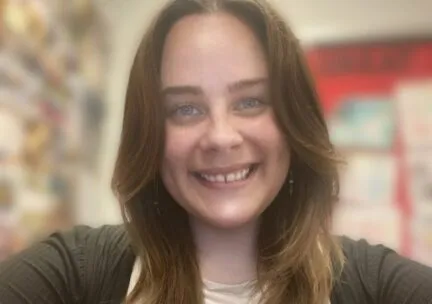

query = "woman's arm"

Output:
[[341, 237, 432, 304], [0, 225, 133, 304], [375, 247, 432, 303], [0, 227, 89, 304]]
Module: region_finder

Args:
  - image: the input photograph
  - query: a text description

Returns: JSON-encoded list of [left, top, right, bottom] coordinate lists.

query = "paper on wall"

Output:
[[339, 152, 397, 206], [411, 211, 432, 267], [405, 151, 432, 214], [332, 205, 402, 252], [395, 79, 432, 150]]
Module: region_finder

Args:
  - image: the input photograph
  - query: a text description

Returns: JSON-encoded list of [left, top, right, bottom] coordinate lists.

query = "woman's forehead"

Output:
[[160, 12, 268, 88]]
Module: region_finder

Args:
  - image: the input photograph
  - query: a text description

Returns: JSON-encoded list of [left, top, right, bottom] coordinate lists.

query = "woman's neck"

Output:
[[190, 218, 260, 285]]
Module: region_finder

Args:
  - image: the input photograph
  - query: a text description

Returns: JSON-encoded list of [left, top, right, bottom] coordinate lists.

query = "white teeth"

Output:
[[206, 175, 215, 182], [226, 173, 237, 182], [199, 168, 251, 183]]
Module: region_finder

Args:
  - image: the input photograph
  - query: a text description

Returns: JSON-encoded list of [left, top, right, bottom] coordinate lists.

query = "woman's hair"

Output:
[[112, 0, 344, 303]]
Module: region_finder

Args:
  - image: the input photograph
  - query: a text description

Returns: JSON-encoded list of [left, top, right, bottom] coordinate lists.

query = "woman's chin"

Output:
[[200, 212, 259, 230]]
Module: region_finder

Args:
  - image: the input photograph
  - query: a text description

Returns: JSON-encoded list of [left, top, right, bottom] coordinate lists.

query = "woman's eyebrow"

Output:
[[161, 85, 204, 97], [227, 77, 268, 92], [161, 77, 268, 97]]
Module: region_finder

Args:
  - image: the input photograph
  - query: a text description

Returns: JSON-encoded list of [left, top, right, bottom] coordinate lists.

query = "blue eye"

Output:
[[173, 104, 202, 117], [237, 98, 264, 110]]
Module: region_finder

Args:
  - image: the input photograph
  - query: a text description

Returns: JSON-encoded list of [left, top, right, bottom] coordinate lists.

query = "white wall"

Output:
[[96, 1, 167, 224], [95, 0, 432, 224], [279, 0, 432, 44]]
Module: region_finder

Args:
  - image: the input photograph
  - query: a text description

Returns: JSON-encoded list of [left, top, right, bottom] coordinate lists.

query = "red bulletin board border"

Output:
[[305, 38, 432, 256]]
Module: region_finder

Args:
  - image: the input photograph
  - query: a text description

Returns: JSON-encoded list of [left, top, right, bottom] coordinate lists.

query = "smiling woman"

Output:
[[160, 15, 288, 228], [116, 1, 336, 302], [1, 0, 432, 304]]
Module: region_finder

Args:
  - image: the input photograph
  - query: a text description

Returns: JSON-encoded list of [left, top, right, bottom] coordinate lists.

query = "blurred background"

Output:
[[0, 0, 431, 265]]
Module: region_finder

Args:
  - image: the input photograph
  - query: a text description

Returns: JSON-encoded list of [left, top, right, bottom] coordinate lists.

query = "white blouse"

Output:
[[127, 259, 329, 303], [127, 259, 260, 303]]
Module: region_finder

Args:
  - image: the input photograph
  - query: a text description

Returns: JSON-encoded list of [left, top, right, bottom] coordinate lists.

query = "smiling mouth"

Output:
[[193, 164, 258, 184]]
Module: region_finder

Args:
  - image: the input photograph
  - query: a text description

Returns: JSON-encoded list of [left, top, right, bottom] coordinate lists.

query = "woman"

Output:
[[1, 0, 431, 303]]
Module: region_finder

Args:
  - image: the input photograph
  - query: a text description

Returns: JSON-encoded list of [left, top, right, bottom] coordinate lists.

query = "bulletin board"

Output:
[[305, 39, 432, 264], [0, 0, 108, 261]]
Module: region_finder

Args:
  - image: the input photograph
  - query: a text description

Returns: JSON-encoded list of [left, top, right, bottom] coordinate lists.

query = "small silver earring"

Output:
[[153, 178, 162, 215], [153, 201, 161, 216], [289, 171, 294, 196]]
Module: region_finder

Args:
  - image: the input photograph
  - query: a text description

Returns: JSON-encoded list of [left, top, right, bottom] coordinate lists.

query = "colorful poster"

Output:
[[306, 39, 432, 257], [405, 151, 432, 213], [339, 152, 397, 206], [328, 96, 396, 150], [0, 0, 108, 260], [395, 80, 432, 150]]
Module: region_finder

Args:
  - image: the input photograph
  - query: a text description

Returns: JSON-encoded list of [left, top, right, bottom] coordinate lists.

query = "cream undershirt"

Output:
[[127, 259, 260, 303], [203, 279, 261, 304], [127, 259, 330, 303]]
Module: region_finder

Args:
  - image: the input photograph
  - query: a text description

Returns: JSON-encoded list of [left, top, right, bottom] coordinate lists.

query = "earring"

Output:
[[289, 171, 294, 197], [153, 201, 162, 216], [153, 178, 162, 216]]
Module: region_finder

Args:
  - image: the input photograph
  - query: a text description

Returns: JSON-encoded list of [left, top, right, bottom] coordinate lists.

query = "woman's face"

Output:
[[160, 12, 290, 229]]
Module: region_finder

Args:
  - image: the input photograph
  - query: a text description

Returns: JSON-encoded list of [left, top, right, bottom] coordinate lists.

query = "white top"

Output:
[[127, 259, 260, 303], [203, 280, 261, 304], [127, 259, 329, 303]]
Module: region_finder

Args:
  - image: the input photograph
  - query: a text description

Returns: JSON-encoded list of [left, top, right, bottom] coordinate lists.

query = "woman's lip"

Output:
[[193, 163, 257, 175]]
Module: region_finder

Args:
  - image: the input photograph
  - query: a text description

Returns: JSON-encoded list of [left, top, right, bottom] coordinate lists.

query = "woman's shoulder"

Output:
[[0, 224, 135, 304], [332, 236, 432, 304], [57, 224, 131, 250], [338, 235, 395, 265], [46, 224, 134, 265]]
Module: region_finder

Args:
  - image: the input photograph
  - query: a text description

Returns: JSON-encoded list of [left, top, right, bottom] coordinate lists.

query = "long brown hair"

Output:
[[112, 0, 344, 303]]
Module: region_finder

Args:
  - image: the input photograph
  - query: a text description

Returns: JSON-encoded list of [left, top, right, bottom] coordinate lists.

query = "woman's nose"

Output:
[[199, 116, 243, 152]]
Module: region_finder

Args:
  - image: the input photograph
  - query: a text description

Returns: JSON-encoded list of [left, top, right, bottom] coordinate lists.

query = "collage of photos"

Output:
[[307, 40, 432, 260], [397, 80, 432, 266], [0, 0, 108, 261], [328, 95, 401, 251]]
